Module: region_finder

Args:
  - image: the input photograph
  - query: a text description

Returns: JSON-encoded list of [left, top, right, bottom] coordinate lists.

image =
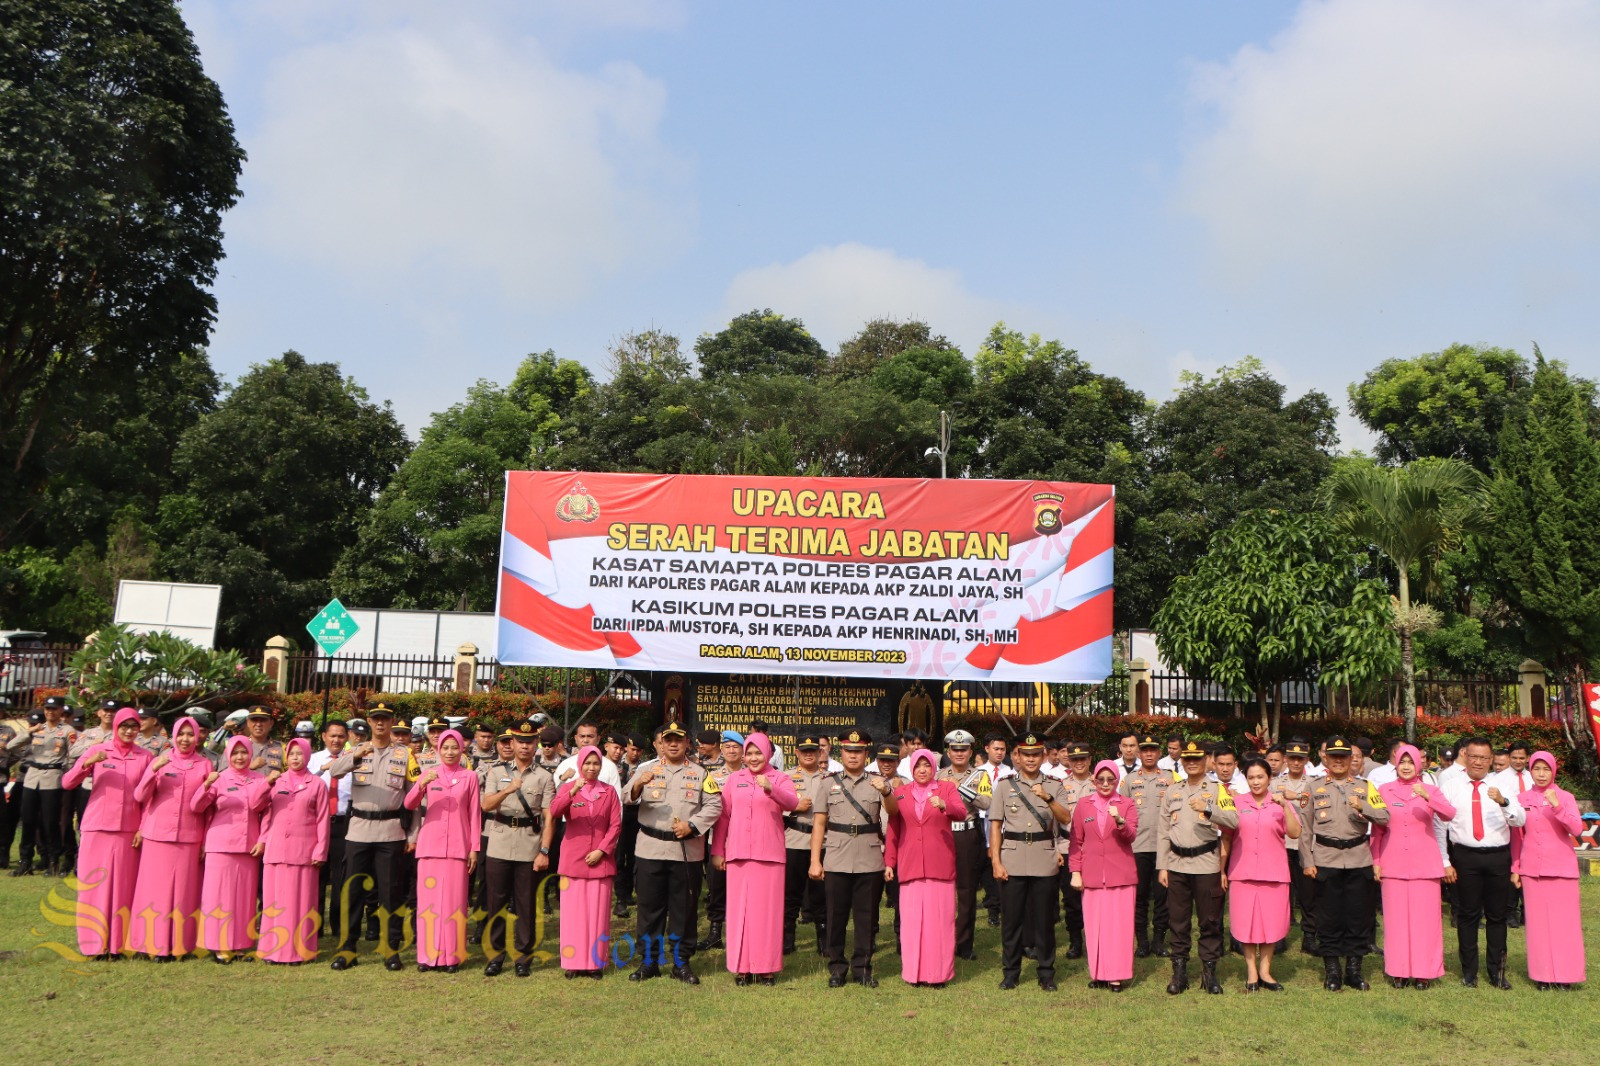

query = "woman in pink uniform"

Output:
[[62, 707, 151, 960], [1512, 751, 1586, 989], [714, 733, 800, 986], [1371, 743, 1455, 989], [1226, 756, 1300, 991], [191, 735, 270, 963], [404, 728, 481, 972], [886, 748, 967, 987], [549, 745, 620, 978], [257, 738, 330, 964], [129, 715, 211, 960], [1069, 759, 1139, 992]]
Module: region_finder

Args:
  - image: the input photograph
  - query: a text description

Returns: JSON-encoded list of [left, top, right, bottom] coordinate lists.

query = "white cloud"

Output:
[[231, 22, 692, 305], [1177, 0, 1600, 285], [718, 243, 1012, 352]]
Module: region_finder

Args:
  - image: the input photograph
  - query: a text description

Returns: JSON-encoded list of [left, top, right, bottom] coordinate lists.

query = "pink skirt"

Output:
[[726, 858, 786, 976], [559, 874, 612, 971], [1523, 875, 1585, 983], [74, 830, 139, 957], [259, 863, 320, 963], [899, 877, 956, 984], [1380, 877, 1444, 978], [200, 852, 261, 951], [1083, 884, 1136, 981], [128, 839, 202, 957], [416, 858, 471, 966], [1228, 878, 1290, 945]]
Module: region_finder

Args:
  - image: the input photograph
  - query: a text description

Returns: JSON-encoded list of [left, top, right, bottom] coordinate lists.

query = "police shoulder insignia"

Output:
[[976, 775, 992, 797], [1366, 781, 1386, 809], [1214, 786, 1236, 811], [406, 754, 421, 782], [702, 775, 720, 795]]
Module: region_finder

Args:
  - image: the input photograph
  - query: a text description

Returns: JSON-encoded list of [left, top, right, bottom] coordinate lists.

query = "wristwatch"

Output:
[[538, 845, 550, 856]]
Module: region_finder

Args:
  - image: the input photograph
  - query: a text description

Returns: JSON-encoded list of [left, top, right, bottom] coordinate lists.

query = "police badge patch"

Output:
[[556, 482, 600, 523], [1032, 491, 1064, 535]]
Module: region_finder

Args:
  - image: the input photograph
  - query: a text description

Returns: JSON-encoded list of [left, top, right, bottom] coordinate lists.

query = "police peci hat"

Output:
[[1138, 734, 1162, 749], [426, 716, 448, 730], [43, 696, 65, 710], [137, 706, 159, 719], [366, 703, 395, 720], [538, 725, 564, 745], [1065, 743, 1091, 759], [874, 743, 900, 761], [1285, 740, 1311, 758], [794, 731, 822, 750], [28, 710, 45, 724], [392, 720, 413, 736], [1177, 740, 1207, 761], [944, 729, 975, 747], [839, 729, 872, 751], [504, 718, 540, 741], [1324, 736, 1354, 756], [1014, 732, 1046, 753], [659, 720, 688, 740], [245, 705, 274, 721], [100, 699, 120, 713]]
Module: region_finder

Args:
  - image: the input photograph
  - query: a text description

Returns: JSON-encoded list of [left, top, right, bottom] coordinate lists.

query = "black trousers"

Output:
[[339, 838, 407, 953], [698, 857, 727, 924], [320, 814, 350, 939], [1000, 874, 1057, 980], [980, 845, 1002, 918], [1166, 870, 1224, 963], [616, 807, 639, 904], [1312, 865, 1375, 958], [17, 785, 62, 868], [1133, 851, 1168, 948], [62, 786, 87, 864], [1450, 843, 1512, 976], [0, 783, 20, 862], [634, 856, 699, 966], [952, 827, 986, 956], [1058, 862, 1084, 942], [824, 870, 883, 978], [783, 847, 824, 944], [483, 856, 536, 962], [1289, 853, 1317, 944]]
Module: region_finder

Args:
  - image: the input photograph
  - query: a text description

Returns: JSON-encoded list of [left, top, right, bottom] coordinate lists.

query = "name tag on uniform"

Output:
[[830, 785, 842, 793], [1392, 800, 1406, 808], [573, 801, 587, 808], [1085, 815, 1095, 823]]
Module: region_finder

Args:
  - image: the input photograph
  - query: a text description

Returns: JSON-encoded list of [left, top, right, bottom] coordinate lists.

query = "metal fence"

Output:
[[278, 654, 652, 704], [0, 642, 80, 711]]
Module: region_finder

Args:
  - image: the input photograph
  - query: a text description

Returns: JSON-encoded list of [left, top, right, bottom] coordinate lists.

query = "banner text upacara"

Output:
[[604, 523, 1009, 561]]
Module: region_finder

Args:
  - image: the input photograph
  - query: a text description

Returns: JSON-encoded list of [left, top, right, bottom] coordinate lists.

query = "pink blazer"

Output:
[[260, 773, 331, 866], [63, 744, 152, 834], [885, 781, 967, 882], [191, 772, 271, 854], [1226, 791, 1294, 883], [1067, 795, 1138, 887], [1372, 780, 1455, 880], [405, 771, 483, 861], [1512, 787, 1583, 878], [713, 769, 799, 863], [134, 756, 211, 844], [549, 782, 621, 878]]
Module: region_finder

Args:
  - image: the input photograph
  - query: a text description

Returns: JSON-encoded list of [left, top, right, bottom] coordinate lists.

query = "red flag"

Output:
[[1584, 684, 1600, 758]]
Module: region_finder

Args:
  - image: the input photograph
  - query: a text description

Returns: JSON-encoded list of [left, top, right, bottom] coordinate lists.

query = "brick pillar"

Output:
[[1518, 659, 1546, 719], [1128, 657, 1151, 716], [263, 635, 291, 695], [454, 642, 479, 695]]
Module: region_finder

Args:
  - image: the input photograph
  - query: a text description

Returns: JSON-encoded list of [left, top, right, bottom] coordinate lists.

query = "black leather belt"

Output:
[[639, 823, 686, 841], [492, 813, 540, 830], [1314, 834, 1365, 850], [1451, 842, 1510, 854], [352, 808, 404, 822], [783, 814, 815, 832], [1003, 830, 1051, 844], [1170, 838, 1220, 858], [951, 820, 978, 832], [827, 819, 881, 837]]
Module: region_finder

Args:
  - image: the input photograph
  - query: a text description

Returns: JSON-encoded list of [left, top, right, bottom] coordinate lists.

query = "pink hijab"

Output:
[[110, 707, 141, 756], [571, 744, 606, 801], [166, 715, 207, 769], [280, 738, 315, 783], [908, 749, 939, 817], [1528, 751, 1559, 793], [727, 733, 775, 794], [1090, 759, 1121, 832], [219, 735, 259, 788], [433, 728, 475, 788]]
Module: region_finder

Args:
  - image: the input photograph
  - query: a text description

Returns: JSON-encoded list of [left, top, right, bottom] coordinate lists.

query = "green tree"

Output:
[[0, 0, 244, 548], [830, 318, 954, 379], [1154, 510, 1398, 741], [158, 352, 408, 647], [1322, 457, 1488, 742], [1348, 344, 1530, 472], [552, 331, 709, 473], [69, 625, 270, 713], [1480, 351, 1600, 676], [694, 309, 827, 379]]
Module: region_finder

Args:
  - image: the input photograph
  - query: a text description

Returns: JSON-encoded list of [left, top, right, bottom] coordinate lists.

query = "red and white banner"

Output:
[[496, 472, 1114, 681], [1584, 684, 1600, 758]]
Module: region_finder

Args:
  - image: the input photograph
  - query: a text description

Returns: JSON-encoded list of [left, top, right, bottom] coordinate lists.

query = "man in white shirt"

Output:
[[307, 718, 352, 942], [552, 721, 623, 801], [1436, 735, 1525, 989], [817, 735, 844, 774], [1367, 744, 1404, 788], [1205, 745, 1247, 793], [1156, 736, 1182, 774], [895, 728, 939, 778], [1113, 731, 1140, 780]]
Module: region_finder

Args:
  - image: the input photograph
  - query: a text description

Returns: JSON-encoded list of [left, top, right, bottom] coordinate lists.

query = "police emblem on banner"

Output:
[[1033, 491, 1064, 535], [555, 482, 600, 523]]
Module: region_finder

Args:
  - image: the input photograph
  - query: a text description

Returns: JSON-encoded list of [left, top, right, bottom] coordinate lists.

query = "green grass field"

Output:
[[1, 862, 1597, 1065]]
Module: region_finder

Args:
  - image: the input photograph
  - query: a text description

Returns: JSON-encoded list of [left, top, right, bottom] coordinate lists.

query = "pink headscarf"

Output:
[[1090, 760, 1121, 812], [167, 715, 206, 768], [727, 733, 775, 796], [433, 728, 474, 788], [1391, 743, 1423, 777], [1528, 751, 1558, 790], [281, 737, 314, 782], [572, 744, 606, 801], [219, 735, 257, 786], [110, 707, 141, 756], [908, 748, 939, 817]]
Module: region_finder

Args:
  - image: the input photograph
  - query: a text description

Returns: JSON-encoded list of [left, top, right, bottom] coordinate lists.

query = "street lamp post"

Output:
[[924, 408, 950, 479]]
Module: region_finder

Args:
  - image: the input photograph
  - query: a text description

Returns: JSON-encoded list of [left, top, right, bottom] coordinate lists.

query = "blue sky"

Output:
[[183, 0, 1600, 445]]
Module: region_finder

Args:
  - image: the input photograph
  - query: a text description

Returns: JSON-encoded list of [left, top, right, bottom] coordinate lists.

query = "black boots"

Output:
[[701, 921, 723, 951], [1135, 935, 1151, 959], [1166, 958, 1189, 995], [1064, 934, 1085, 960], [1323, 956, 1343, 991], [1344, 955, 1369, 991], [1201, 961, 1223, 994]]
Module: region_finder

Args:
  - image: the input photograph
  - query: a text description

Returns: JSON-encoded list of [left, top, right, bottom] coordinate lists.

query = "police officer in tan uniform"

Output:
[[1300, 735, 1389, 992], [938, 729, 989, 961], [480, 718, 555, 978], [873, 740, 908, 952], [1055, 741, 1096, 960], [1119, 734, 1172, 957], [1158, 739, 1240, 994], [782, 731, 829, 956], [810, 729, 897, 988], [243, 706, 285, 773], [1273, 737, 1320, 954], [14, 697, 73, 876], [326, 703, 419, 970], [626, 719, 722, 983], [989, 732, 1072, 990]]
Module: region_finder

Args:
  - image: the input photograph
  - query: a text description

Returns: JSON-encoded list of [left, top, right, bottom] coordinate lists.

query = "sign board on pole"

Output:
[[113, 580, 223, 648], [496, 472, 1114, 681], [306, 598, 360, 656]]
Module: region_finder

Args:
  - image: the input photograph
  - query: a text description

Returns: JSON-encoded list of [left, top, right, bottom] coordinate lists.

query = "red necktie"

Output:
[[1471, 781, 1485, 841]]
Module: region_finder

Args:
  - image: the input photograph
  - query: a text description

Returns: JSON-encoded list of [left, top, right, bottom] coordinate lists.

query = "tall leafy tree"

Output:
[[1348, 344, 1530, 472], [1322, 457, 1488, 742], [1, 0, 244, 549], [158, 352, 408, 647], [552, 330, 709, 473], [1154, 510, 1398, 741], [694, 309, 827, 379], [830, 318, 954, 379], [1480, 351, 1600, 676]]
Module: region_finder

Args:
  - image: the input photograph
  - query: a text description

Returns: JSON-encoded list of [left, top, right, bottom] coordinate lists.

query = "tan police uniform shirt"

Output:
[[1156, 778, 1240, 874], [134, 730, 169, 758], [938, 764, 988, 833], [627, 758, 721, 864], [481, 760, 556, 862], [1118, 767, 1174, 854], [821, 770, 887, 873], [783, 766, 829, 850], [1271, 772, 1316, 853], [328, 740, 419, 844], [1055, 774, 1097, 857], [1299, 774, 1388, 870], [250, 737, 286, 774], [993, 774, 1068, 877], [23, 723, 73, 789]]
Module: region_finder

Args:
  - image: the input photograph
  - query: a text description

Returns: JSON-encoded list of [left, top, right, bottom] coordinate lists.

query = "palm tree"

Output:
[[1321, 458, 1488, 741]]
